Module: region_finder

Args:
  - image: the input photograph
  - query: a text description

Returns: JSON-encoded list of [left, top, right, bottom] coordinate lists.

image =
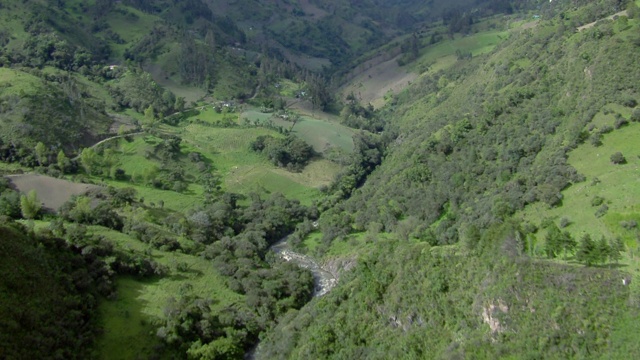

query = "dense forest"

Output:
[[1, 0, 640, 359]]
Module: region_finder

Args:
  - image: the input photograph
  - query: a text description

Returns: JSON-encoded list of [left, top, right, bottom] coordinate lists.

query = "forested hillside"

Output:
[[1, 0, 640, 359], [260, 0, 640, 358], [321, 0, 639, 246]]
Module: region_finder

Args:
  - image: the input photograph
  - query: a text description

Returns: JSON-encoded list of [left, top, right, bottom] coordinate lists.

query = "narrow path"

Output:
[[577, 10, 627, 31], [72, 132, 145, 160]]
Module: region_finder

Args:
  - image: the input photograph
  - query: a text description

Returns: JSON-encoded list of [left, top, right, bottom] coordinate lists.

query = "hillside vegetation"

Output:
[[2, 0, 640, 359]]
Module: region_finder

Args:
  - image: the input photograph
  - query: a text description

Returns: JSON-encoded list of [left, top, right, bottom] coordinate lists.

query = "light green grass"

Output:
[[88, 226, 243, 358], [277, 79, 302, 97], [102, 179, 203, 212], [518, 121, 640, 252], [412, 30, 509, 73], [106, 5, 160, 58], [96, 277, 160, 360], [225, 166, 322, 205], [101, 124, 336, 206], [0, 68, 44, 96], [242, 110, 355, 153]]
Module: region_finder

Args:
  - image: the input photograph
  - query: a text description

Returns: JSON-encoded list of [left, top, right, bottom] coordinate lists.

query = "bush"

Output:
[[591, 196, 604, 207], [595, 204, 609, 218], [610, 152, 626, 164], [613, 117, 629, 129]]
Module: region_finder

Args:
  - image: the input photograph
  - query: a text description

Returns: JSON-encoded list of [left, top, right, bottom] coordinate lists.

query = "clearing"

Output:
[[340, 54, 418, 109], [517, 106, 640, 254], [6, 174, 100, 211], [241, 110, 355, 153]]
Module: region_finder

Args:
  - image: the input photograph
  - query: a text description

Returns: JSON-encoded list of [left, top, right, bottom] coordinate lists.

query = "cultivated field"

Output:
[[340, 54, 418, 109], [6, 174, 100, 211], [242, 110, 355, 153]]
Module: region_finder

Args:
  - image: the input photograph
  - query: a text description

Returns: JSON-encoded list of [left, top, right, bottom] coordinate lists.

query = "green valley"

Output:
[[2, 0, 640, 359]]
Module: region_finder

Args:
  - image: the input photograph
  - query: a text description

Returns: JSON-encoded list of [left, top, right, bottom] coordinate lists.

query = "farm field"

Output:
[[339, 29, 509, 108], [241, 110, 355, 153], [412, 30, 509, 72], [6, 174, 100, 211]]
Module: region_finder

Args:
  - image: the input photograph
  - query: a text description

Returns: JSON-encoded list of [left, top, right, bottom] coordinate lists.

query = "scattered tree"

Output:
[[20, 190, 42, 219], [610, 152, 626, 164], [57, 150, 70, 173]]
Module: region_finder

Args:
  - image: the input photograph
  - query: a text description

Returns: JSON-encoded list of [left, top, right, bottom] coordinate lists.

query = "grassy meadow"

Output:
[[242, 110, 355, 153], [518, 107, 640, 254], [412, 30, 509, 74]]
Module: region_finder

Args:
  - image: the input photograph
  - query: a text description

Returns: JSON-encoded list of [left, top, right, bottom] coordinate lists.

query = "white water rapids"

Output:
[[270, 237, 337, 297]]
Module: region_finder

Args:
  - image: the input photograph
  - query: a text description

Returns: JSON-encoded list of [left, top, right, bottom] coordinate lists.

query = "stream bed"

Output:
[[270, 237, 337, 297]]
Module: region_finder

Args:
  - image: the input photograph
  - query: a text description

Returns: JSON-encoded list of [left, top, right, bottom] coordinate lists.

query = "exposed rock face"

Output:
[[482, 299, 509, 334]]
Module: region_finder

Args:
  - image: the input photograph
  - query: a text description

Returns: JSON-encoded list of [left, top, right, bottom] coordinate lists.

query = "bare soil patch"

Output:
[[299, 0, 329, 21], [6, 174, 101, 212], [341, 54, 418, 109]]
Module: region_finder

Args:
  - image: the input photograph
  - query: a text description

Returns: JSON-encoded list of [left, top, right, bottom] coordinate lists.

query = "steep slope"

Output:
[[259, 224, 630, 359], [322, 1, 640, 246], [259, 1, 640, 358], [0, 223, 107, 359]]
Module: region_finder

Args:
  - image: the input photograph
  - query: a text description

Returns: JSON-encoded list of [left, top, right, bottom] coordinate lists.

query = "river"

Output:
[[245, 237, 337, 360], [270, 237, 337, 297]]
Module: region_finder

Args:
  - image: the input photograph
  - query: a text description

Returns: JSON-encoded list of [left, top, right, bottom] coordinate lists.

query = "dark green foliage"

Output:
[[610, 151, 626, 164], [0, 71, 111, 154], [251, 135, 314, 171], [544, 224, 576, 259], [340, 97, 384, 132], [591, 195, 605, 207], [260, 225, 629, 359], [0, 222, 111, 359], [321, 6, 640, 244], [0, 189, 21, 218], [575, 234, 612, 266], [107, 68, 176, 115], [595, 204, 609, 218]]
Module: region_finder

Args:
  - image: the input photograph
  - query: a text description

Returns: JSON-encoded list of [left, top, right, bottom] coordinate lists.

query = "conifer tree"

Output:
[[595, 236, 611, 265], [610, 237, 624, 264], [576, 234, 596, 266]]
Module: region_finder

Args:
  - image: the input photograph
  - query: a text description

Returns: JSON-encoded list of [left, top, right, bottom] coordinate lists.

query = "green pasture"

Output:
[[413, 30, 509, 73], [276, 79, 302, 98], [88, 226, 242, 359], [151, 45, 208, 103], [103, 179, 204, 212], [242, 110, 355, 153], [0, 68, 44, 96], [106, 4, 159, 58], [99, 123, 337, 206], [19, 221, 243, 359], [96, 277, 160, 360], [224, 165, 323, 205], [518, 117, 640, 253], [179, 124, 278, 173]]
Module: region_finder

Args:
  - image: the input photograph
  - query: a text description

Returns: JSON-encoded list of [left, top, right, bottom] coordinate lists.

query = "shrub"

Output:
[[595, 204, 609, 218], [591, 196, 604, 207], [610, 152, 626, 164], [614, 117, 629, 129]]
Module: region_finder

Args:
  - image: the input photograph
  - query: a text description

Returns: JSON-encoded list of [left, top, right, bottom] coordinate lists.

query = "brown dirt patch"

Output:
[[299, 0, 329, 21], [6, 174, 101, 212], [340, 54, 418, 109]]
